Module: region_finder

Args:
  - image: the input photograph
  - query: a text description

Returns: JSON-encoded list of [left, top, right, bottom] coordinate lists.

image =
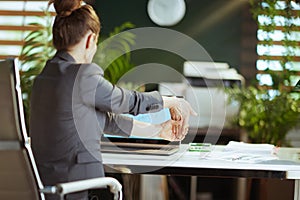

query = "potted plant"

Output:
[[93, 22, 136, 85], [226, 86, 299, 146]]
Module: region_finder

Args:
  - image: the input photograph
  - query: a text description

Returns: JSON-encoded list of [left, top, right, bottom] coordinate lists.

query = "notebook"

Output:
[[101, 108, 181, 155]]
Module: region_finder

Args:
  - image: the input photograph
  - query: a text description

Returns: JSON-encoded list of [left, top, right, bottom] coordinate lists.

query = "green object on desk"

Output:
[[188, 143, 211, 152]]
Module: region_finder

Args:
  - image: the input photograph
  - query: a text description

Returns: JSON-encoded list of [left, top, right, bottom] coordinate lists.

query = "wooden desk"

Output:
[[103, 145, 300, 200]]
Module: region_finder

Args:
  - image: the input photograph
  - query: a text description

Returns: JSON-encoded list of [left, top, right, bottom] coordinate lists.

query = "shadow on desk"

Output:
[[168, 176, 237, 200], [248, 179, 294, 200], [182, 127, 242, 145], [102, 173, 294, 200], [104, 166, 140, 200]]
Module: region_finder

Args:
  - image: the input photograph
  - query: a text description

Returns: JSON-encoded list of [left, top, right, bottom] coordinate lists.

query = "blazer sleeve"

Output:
[[103, 113, 133, 137], [78, 63, 163, 115]]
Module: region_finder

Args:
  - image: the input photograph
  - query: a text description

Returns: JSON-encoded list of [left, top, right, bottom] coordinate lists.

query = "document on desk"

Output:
[[204, 141, 279, 163]]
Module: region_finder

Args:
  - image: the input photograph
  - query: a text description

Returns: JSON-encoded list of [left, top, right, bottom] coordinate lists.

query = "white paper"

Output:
[[203, 141, 279, 164]]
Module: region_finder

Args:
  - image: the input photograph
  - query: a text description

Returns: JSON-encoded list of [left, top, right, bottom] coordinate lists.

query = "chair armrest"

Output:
[[41, 177, 122, 200]]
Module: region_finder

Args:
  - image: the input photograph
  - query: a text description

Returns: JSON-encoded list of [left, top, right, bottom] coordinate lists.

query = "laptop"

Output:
[[101, 136, 180, 155], [101, 108, 181, 155]]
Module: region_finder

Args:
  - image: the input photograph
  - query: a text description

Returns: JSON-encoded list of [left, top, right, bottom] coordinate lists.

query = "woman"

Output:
[[30, 0, 196, 199]]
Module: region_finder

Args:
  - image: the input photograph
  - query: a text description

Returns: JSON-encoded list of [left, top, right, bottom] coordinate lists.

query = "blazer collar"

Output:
[[55, 50, 76, 62]]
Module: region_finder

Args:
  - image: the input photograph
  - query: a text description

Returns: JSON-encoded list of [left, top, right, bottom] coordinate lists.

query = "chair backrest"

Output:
[[0, 59, 43, 200]]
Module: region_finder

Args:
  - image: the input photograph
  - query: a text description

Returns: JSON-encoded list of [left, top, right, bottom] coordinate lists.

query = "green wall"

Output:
[[95, 0, 247, 81]]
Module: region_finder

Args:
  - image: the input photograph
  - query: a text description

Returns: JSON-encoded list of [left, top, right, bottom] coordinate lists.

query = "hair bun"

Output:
[[49, 0, 82, 17]]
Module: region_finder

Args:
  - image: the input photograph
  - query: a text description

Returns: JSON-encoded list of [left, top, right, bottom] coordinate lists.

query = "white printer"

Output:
[[159, 61, 244, 128]]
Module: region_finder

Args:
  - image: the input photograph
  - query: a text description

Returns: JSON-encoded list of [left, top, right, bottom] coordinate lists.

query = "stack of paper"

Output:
[[203, 141, 279, 163], [223, 141, 276, 155]]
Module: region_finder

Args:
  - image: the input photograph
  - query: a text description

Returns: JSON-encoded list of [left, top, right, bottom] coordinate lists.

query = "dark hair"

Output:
[[48, 0, 100, 51]]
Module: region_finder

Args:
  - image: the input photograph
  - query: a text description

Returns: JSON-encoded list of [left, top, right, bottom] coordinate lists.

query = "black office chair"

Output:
[[0, 58, 122, 200]]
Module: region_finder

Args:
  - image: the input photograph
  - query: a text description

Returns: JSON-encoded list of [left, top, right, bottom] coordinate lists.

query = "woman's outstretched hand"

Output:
[[161, 96, 198, 141], [158, 120, 181, 141]]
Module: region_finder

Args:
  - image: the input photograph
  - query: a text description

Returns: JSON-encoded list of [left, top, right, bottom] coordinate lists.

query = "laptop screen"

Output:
[[101, 108, 181, 155], [103, 107, 171, 140]]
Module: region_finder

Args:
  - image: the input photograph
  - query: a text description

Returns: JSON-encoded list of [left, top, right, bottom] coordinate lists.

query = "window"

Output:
[[254, 0, 300, 90], [0, 1, 54, 60]]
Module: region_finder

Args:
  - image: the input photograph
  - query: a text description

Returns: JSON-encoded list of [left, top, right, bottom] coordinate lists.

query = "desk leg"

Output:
[[295, 179, 300, 200], [236, 178, 247, 200], [190, 176, 197, 200], [140, 175, 168, 200]]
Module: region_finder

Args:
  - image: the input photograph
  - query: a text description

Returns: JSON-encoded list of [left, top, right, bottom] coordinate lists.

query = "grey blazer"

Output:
[[30, 51, 163, 189]]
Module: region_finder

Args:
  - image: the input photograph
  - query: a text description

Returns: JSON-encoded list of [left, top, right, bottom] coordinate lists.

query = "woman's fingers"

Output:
[[170, 107, 182, 121], [159, 120, 186, 141]]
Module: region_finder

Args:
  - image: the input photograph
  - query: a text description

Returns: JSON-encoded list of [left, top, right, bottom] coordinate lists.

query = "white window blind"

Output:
[[0, 1, 54, 60], [255, 0, 300, 89]]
